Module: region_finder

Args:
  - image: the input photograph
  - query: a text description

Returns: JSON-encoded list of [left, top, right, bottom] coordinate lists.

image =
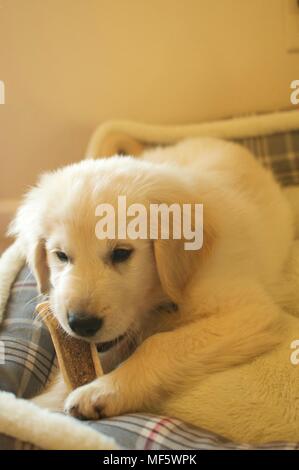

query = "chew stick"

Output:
[[36, 302, 103, 391]]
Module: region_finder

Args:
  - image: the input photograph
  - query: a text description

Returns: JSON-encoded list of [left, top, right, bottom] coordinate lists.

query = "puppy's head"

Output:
[[10, 157, 214, 344]]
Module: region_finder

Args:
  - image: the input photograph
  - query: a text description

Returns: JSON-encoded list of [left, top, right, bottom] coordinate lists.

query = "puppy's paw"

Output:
[[64, 377, 120, 420]]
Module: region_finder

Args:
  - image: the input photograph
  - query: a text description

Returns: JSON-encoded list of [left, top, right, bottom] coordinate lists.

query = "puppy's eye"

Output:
[[111, 248, 133, 264], [55, 251, 69, 263]]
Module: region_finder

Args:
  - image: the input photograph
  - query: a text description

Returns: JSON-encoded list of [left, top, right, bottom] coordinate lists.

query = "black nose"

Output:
[[67, 312, 103, 337]]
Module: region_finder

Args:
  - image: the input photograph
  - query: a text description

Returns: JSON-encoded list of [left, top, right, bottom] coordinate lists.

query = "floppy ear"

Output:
[[152, 190, 216, 305], [154, 239, 195, 304], [32, 239, 50, 294]]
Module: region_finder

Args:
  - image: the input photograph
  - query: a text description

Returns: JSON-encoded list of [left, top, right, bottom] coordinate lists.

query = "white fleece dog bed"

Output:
[[0, 110, 299, 450]]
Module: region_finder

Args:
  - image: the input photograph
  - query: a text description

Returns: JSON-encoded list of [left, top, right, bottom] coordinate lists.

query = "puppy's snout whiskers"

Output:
[[29, 294, 49, 325]]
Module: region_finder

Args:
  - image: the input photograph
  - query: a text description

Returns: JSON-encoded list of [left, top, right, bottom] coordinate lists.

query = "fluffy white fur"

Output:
[[10, 137, 299, 443], [0, 391, 118, 450]]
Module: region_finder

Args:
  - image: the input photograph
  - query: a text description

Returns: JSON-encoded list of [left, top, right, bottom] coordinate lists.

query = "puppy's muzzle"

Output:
[[68, 312, 103, 337]]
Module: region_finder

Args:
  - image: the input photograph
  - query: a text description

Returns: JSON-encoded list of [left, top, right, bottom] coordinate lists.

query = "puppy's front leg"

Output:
[[64, 324, 207, 420], [65, 280, 282, 420]]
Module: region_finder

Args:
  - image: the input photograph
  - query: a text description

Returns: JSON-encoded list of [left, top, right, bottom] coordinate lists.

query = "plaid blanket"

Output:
[[235, 132, 299, 186], [0, 130, 299, 450]]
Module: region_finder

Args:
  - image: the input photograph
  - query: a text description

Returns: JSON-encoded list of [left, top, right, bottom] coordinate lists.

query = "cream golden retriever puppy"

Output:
[[10, 138, 299, 443]]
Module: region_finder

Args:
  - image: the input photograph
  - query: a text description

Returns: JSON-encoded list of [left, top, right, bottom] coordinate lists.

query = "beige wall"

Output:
[[0, 0, 298, 208]]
